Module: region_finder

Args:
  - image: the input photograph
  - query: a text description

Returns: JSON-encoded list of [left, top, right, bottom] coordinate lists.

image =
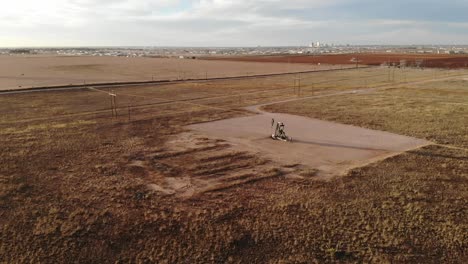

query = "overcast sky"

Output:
[[1, 0, 468, 47]]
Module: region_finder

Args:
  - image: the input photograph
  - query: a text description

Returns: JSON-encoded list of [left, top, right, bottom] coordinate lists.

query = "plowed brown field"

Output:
[[0, 55, 343, 91]]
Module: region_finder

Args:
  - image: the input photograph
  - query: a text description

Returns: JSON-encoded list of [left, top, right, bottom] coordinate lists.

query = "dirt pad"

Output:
[[188, 111, 430, 178]]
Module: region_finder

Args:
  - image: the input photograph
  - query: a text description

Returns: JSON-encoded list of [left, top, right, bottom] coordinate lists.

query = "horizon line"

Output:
[[2, 44, 468, 49]]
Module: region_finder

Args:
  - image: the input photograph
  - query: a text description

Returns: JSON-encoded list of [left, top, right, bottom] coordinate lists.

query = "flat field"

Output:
[[0, 55, 342, 90], [1, 66, 467, 263], [206, 53, 468, 68]]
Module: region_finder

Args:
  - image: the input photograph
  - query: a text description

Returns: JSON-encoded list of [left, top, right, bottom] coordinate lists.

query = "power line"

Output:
[[2, 70, 466, 125]]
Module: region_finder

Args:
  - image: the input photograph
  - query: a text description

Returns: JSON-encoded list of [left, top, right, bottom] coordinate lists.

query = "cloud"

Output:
[[0, 0, 467, 46]]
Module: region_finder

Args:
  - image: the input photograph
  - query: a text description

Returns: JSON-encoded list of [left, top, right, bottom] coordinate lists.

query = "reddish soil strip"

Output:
[[205, 53, 468, 69], [188, 111, 429, 178]]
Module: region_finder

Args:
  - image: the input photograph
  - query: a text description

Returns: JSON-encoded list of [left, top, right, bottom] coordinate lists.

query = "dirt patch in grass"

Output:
[[264, 81, 468, 148], [188, 110, 429, 178], [2, 120, 465, 263]]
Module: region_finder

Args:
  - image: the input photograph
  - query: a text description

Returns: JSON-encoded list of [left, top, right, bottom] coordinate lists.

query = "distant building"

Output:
[[309, 41, 321, 48]]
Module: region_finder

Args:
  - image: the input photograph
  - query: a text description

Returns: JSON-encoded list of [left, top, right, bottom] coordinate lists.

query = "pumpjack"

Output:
[[271, 119, 292, 142]]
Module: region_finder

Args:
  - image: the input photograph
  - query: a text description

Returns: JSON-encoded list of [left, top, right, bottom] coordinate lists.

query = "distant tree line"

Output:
[[9, 49, 31, 54]]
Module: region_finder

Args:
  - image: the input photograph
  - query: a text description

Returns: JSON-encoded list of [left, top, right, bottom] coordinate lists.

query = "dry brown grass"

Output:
[[0, 67, 454, 124], [1, 67, 467, 263]]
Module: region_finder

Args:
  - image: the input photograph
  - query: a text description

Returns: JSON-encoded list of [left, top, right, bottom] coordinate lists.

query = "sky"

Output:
[[1, 0, 468, 47]]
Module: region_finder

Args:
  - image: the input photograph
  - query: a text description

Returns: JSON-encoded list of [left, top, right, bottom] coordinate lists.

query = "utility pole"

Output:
[[388, 65, 391, 82], [109, 93, 113, 118], [128, 105, 131, 121], [109, 90, 117, 118], [113, 91, 117, 117], [128, 98, 132, 122], [299, 75, 302, 96], [294, 74, 302, 96]]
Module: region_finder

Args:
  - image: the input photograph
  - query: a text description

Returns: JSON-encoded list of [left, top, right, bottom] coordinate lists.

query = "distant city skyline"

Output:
[[1, 0, 468, 47]]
